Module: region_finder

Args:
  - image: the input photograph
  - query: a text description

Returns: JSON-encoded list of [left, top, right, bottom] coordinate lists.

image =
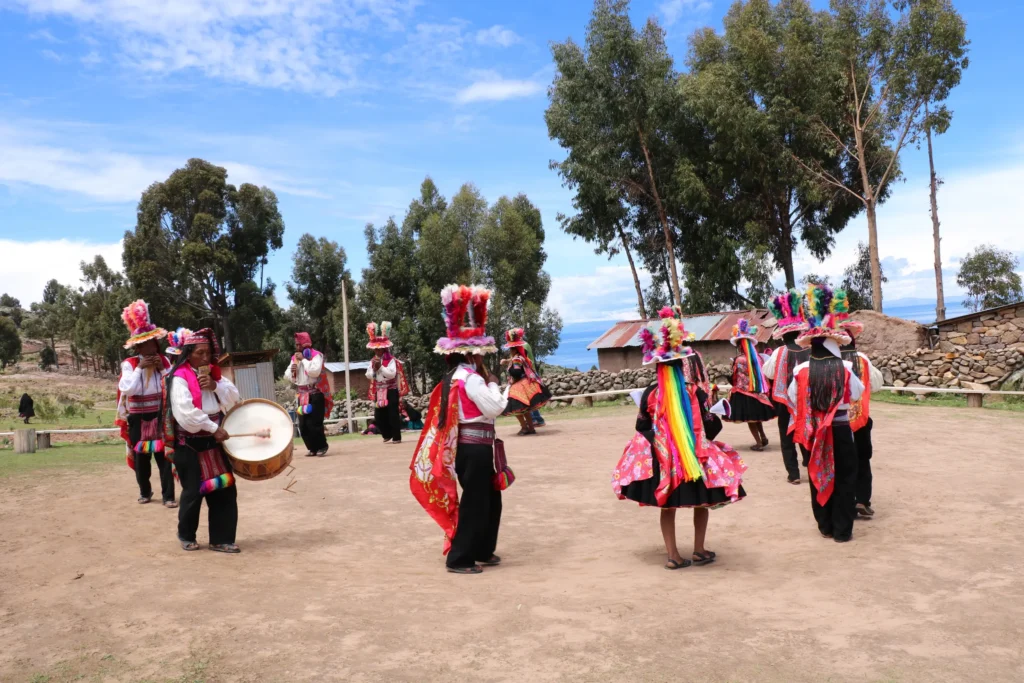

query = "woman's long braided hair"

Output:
[[438, 353, 467, 429], [808, 339, 846, 413]]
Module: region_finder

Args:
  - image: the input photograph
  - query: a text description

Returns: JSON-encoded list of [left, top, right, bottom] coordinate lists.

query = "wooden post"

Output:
[[36, 432, 51, 450], [967, 393, 984, 408], [341, 280, 354, 436], [14, 429, 36, 454]]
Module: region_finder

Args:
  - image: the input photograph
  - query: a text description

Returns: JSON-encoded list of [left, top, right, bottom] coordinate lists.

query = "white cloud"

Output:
[[8, 0, 420, 95], [455, 75, 543, 104], [80, 50, 102, 66], [549, 265, 653, 324], [41, 48, 62, 62], [475, 24, 520, 48], [0, 239, 123, 306], [659, 0, 712, 27], [29, 28, 62, 43]]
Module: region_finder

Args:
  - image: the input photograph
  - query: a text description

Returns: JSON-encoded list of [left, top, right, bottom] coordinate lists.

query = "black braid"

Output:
[[438, 354, 466, 428], [808, 339, 845, 413]]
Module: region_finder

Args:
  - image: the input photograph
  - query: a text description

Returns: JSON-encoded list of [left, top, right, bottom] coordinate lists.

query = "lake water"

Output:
[[543, 301, 970, 369]]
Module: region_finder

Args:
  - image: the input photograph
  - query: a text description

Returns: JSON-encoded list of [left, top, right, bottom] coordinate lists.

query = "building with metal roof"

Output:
[[587, 310, 776, 371]]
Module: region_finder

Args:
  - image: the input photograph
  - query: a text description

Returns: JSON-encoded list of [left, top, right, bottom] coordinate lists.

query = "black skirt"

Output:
[[725, 393, 776, 423], [618, 432, 745, 509]]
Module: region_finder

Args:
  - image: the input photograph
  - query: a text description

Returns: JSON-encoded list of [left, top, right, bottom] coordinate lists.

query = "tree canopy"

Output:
[[957, 246, 1023, 313]]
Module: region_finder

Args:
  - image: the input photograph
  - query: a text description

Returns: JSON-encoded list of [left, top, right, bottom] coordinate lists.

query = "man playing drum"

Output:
[[166, 328, 242, 553], [287, 331, 332, 457], [115, 300, 175, 507]]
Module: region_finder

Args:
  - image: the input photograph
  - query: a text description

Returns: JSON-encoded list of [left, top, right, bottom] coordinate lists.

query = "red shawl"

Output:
[[408, 381, 461, 554], [848, 355, 871, 432], [115, 355, 171, 468], [295, 349, 335, 416], [791, 366, 852, 505]]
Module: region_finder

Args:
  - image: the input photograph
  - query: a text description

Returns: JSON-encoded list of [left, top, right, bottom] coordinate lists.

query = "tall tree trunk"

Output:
[[638, 134, 682, 305], [926, 118, 946, 322], [616, 225, 646, 318], [865, 202, 883, 312], [779, 210, 796, 289]]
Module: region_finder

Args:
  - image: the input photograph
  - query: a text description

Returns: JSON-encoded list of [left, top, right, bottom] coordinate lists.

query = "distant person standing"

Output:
[[764, 289, 811, 484], [288, 332, 332, 457], [114, 300, 175, 507], [18, 393, 33, 424], [365, 322, 410, 444], [521, 339, 546, 427], [721, 319, 776, 451]]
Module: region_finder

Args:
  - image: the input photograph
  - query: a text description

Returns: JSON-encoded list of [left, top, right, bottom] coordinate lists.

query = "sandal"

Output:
[[856, 503, 875, 517], [750, 444, 764, 452], [164, 500, 178, 509], [138, 495, 152, 504], [665, 558, 691, 570], [480, 555, 502, 566], [446, 565, 482, 574], [692, 551, 716, 566], [210, 543, 241, 554], [788, 477, 801, 485], [179, 539, 200, 551]]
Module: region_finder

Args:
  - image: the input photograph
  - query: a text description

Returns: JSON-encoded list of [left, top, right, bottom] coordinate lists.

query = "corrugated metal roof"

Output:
[[324, 361, 371, 372], [587, 310, 775, 349]]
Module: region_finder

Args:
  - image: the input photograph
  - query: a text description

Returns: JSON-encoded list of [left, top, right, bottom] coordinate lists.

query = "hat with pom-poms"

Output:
[[165, 327, 192, 356], [121, 300, 167, 349], [366, 321, 394, 349], [434, 285, 497, 356], [729, 318, 760, 346], [796, 285, 853, 348], [641, 306, 696, 365], [768, 289, 809, 339]]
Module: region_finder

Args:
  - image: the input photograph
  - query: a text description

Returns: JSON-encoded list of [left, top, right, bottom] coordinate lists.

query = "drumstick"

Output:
[[227, 429, 272, 439]]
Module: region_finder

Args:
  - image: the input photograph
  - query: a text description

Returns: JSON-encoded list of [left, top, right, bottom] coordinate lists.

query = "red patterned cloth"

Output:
[[409, 381, 461, 555], [730, 356, 773, 407], [368, 360, 411, 406], [848, 355, 871, 432], [791, 366, 852, 505]]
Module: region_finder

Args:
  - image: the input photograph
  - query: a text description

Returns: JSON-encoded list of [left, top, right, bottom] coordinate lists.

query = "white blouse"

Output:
[[170, 374, 240, 434], [365, 357, 397, 382], [452, 364, 507, 424], [287, 353, 324, 387]]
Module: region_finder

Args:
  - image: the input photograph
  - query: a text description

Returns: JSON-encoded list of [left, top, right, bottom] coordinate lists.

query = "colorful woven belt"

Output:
[[458, 424, 495, 445]]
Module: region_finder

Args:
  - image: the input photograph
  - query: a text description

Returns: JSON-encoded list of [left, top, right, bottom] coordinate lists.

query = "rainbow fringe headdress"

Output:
[[434, 284, 497, 356], [768, 289, 809, 339], [640, 307, 695, 365], [121, 300, 167, 349], [366, 321, 394, 349], [653, 360, 704, 488], [832, 292, 864, 339], [796, 285, 853, 348], [729, 318, 760, 346], [731, 318, 768, 393], [165, 327, 193, 356]]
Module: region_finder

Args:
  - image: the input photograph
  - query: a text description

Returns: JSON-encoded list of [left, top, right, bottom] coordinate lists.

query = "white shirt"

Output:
[[856, 351, 884, 392], [453, 364, 507, 424], [365, 357, 397, 382], [787, 360, 865, 411], [762, 346, 785, 380], [170, 373, 240, 434], [118, 358, 167, 396], [287, 352, 324, 387]]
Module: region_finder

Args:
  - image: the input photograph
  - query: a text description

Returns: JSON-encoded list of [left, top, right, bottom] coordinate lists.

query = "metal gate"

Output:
[[234, 366, 259, 401]]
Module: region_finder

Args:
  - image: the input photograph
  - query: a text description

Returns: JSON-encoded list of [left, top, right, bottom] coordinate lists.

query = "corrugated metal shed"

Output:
[[588, 309, 775, 349]]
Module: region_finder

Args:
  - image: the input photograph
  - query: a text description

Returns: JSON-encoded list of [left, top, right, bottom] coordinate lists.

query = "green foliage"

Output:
[[0, 293, 23, 327], [123, 158, 285, 352], [0, 317, 21, 369], [843, 242, 887, 310], [740, 244, 775, 309], [286, 234, 352, 358], [39, 345, 57, 370], [956, 245, 1023, 313]]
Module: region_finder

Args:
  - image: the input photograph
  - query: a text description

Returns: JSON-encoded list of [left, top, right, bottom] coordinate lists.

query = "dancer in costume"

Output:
[[365, 322, 410, 444], [764, 290, 811, 484], [787, 286, 865, 543], [722, 318, 775, 451], [115, 300, 175, 507], [836, 309, 883, 519], [288, 331, 332, 457], [522, 339, 546, 427], [501, 328, 552, 435], [612, 307, 746, 570], [410, 284, 507, 575], [166, 328, 241, 553]]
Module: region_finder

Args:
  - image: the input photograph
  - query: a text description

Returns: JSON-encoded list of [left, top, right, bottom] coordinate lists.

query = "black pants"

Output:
[[129, 412, 175, 502], [298, 391, 328, 453], [801, 423, 858, 541], [774, 400, 801, 481], [374, 388, 402, 443], [174, 438, 238, 545], [446, 442, 502, 569], [854, 418, 874, 506]]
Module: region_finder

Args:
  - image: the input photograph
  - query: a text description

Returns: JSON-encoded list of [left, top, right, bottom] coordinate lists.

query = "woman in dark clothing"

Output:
[[18, 394, 34, 424]]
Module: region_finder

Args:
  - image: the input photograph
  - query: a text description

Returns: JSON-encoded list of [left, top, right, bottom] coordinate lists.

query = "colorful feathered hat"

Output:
[[729, 318, 760, 346], [768, 289, 809, 340], [121, 299, 167, 349], [165, 327, 192, 356], [366, 322, 394, 349], [503, 328, 527, 350], [796, 285, 853, 348], [641, 306, 696, 365], [434, 284, 497, 356], [831, 293, 864, 339]]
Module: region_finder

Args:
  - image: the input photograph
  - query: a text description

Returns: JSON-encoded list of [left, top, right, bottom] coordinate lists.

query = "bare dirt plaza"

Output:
[[2, 402, 1023, 682]]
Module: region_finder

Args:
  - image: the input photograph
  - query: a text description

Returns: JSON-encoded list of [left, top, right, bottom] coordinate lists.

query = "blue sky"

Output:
[[0, 0, 1022, 324]]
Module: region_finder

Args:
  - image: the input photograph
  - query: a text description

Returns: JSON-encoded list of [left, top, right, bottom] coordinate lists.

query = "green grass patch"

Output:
[[873, 390, 1024, 412], [0, 442, 125, 478], [1, 408, 117, 433]]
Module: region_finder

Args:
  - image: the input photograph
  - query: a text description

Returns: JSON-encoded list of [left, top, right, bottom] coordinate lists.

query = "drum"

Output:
[[221, 398, 294, 481]]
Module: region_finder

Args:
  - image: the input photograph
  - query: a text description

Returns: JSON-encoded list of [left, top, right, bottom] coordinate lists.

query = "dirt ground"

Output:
[[2, 402, 1023, 683]]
